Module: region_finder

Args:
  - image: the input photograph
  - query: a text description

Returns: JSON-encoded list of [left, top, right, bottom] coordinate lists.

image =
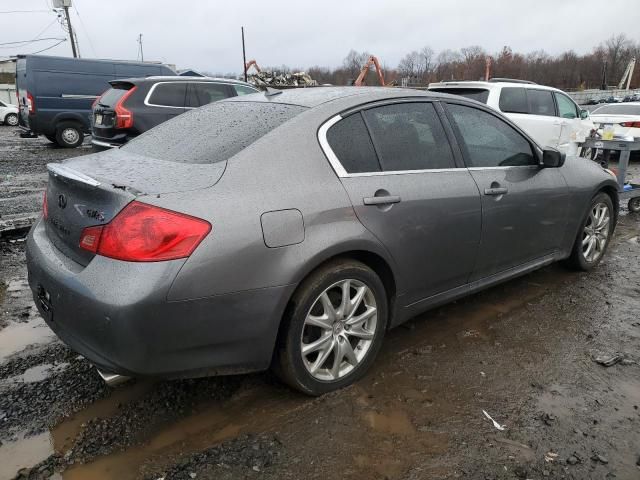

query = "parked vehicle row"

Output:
[[91, 76, 259, 148], [26, 87, 618, 395], [15, 54, 176, 147], [428, 79, 593, 155]]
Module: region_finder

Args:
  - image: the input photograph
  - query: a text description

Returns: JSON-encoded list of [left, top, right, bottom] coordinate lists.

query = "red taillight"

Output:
[[27, 91, 35, 114], [114, 86, 137, 129], [42, 191, 48, 220], [79, 201, 211, 262], [620, 121, 640, 128]]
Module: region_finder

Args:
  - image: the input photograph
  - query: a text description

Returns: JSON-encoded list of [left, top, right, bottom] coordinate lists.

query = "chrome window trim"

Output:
[[144, 81, 257, 109], [318, 114, 465, 178], [467, 165, 539, 171]]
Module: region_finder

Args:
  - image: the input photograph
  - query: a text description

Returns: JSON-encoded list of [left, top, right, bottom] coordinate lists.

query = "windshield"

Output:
[[122, 101, 306, 164], [592, 104, 640, 116]]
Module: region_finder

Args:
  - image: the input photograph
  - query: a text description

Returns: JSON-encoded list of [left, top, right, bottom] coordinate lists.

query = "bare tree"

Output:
[[342, 50, 370, 79]]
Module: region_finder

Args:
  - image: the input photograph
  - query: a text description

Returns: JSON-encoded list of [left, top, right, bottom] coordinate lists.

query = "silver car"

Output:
[[26, 87, 618, 395]]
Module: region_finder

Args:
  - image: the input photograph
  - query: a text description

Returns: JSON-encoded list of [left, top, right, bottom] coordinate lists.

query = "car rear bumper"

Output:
[[26, 219, 294, 378]]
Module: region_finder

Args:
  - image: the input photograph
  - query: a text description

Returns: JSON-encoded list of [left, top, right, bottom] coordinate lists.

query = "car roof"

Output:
[[111, 76, 256, 86], [223, 86, 451, 108], [428, 80, 562, 92]]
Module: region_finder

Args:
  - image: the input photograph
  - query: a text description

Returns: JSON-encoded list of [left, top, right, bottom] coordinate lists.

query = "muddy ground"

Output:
[[0, 126, 639, 480]]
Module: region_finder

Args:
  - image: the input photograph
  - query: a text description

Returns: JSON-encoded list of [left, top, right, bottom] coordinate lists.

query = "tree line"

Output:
[[302, 34, 639, 90]]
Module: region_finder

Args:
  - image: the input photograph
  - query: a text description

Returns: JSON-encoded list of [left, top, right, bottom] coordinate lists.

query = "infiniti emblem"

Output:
[[58, 194, 67, 209]]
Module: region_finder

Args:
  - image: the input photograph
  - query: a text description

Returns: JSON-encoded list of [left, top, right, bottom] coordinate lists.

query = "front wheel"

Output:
[[274, 260, 388, 395], [4, 113, 18, 126], [566, 193, 614, 270], [629, 197, 640, 213]]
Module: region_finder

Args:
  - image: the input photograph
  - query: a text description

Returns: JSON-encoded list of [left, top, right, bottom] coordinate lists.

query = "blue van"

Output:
[[16, 55, 175, 147]]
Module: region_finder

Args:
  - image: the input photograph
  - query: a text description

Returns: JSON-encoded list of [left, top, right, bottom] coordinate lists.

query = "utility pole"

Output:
[[241, 26, 247, 82], [62, 3, 78, 58], [138, 34, 144, 62], [600, 60, 607, 91]]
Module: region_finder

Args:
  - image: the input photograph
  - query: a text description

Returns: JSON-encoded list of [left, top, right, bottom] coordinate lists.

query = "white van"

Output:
[[428, 79, 594, 155]]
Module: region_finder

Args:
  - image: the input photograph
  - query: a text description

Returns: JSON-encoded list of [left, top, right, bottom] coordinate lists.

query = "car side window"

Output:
[[527, 89, 556, 116], [498, 87, 528, 114], [362, 102, 455, 171], [234, 85, 258, 96], [186, 83, 231, 108], [326, 113, 380, 174], [447, 103, 536, 167], [555, 92, 579, 119], [149, 83, 187, 107]]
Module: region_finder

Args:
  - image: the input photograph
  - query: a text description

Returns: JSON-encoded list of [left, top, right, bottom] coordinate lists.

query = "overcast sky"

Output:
[[2, 0, 638, 73]]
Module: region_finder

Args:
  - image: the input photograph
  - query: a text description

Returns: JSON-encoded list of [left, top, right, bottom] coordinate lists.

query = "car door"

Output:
[[499, 87, 561, 149], [554, 91, 592, 155], [444, 102, 569, 280], [321, 101, 482, 306], [185, 82, 235, 109]]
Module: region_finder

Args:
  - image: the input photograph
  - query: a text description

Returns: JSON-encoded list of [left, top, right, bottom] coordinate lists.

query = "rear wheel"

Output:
[[275, 260, 388, 395], [55, 121, 84, 148], [566, 193, 614, 270], [629, 197, 640, 213], [4, 113, 18, 126]]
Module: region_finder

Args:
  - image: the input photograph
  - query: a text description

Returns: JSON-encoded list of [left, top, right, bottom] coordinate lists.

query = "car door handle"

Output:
[[363, 195, 401, 205], [484, 187, 508, 196]]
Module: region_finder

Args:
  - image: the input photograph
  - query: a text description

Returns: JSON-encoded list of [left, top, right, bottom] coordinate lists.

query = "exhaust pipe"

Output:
[[96, 368, 130, 387]]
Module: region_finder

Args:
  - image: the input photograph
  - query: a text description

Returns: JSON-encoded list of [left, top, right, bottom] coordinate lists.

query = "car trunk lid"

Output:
[[44, 150, 226, 266], [92, 82, 135, 138]]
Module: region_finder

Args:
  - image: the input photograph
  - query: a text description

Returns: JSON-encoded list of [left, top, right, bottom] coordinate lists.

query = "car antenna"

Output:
[[264, 87, 282, 97]]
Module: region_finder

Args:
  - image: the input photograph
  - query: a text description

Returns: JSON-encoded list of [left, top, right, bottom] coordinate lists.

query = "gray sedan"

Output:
[[26, 87, 618, 395]]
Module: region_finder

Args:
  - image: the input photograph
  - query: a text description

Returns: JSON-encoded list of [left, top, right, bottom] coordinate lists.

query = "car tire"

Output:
[[274, 259, 388, 396], [4, 113, 18, 126], [55, 122, 84, 148], [566, 192, 614, 271], [629, 197, 640, 213]]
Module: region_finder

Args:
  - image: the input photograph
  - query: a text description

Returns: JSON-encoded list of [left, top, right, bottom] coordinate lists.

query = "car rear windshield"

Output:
[[592, 105, 640, 115], [430, 88, 489, 104], [98, 85, 132, 107], [122, 101, 306, 164]]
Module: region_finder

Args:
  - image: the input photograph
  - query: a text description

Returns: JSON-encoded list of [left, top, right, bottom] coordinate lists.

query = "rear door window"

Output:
[[527, 89, 556, 116], [447, 103, 536, 167], [185, 83, 233, 108], [554, 92, 579, 119], [498, 87, 528, 114], [234, 85, 259, 96], [363, 102, 456, 171], [326, 113, 380, 173], [148, 83, 187, 107]]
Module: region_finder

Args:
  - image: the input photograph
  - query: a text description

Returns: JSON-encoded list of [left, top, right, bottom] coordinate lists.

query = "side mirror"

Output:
[[580, 109, 589, 120], [542, 148, 566, 168]]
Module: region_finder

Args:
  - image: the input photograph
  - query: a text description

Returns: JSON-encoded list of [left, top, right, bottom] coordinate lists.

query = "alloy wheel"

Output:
[[582, 202, 610, 263], [301, 279, 377, 381], [6, 114, 18, 126]]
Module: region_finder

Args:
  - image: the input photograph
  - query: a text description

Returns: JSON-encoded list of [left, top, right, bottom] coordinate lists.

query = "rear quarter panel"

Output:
[[149, 105, 398, 302]]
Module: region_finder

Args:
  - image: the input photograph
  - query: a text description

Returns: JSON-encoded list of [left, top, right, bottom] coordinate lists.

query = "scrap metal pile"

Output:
[[248, 70, 317, 87]]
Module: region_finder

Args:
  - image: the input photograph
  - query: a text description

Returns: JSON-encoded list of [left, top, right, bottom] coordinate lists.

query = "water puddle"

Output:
[[0, 431, 54, 479], [62, 386, 306, 480], [362, 409, 416, 435], [0, 317, 56, 361], [1, 362, 68, 385]]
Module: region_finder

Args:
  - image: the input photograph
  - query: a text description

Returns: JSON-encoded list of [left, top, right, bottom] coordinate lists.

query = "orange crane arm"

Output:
[[245, 59, 261, 74], [354, 55, 386, 86]]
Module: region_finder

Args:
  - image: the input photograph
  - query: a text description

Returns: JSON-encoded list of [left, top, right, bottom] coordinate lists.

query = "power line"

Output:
[[0, 10, 51, 14], [28, 38, 67, 54], [0, 37, 66, 47], [73, 0, 96, 57]]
